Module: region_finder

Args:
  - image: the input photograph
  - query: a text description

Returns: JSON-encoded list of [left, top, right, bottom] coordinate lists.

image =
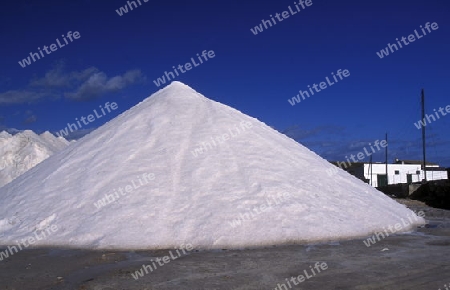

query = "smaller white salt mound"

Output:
[[0, 130, 70, 188]]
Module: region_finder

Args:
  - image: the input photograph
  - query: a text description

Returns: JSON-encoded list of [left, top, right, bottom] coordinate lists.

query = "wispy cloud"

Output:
[[281, 124, 450, 166], [65, 69, 145, 101], [29, 64, 73, 88], [0, 63, 145, 105], [0, 90, 51, 105]]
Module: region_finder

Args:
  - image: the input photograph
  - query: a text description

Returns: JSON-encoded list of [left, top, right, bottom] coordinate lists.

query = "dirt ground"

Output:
[[1, 198, 449, 290]]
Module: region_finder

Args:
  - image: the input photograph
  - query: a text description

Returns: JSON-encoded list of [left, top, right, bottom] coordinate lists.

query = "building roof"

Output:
[[328, 160, 442, 168], [394, 159, 438, 166], [425, 167, 448, 171]]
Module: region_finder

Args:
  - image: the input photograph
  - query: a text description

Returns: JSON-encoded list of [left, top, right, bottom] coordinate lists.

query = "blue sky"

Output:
[[0, 0, 449, 166]]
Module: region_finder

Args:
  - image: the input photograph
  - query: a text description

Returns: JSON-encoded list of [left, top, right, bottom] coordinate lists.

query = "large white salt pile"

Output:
[[0, 130, 70, 188], [0, 81, 425, 249]]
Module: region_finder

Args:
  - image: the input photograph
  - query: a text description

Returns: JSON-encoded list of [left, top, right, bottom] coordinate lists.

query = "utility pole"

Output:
[[421, 89, 427, 182], [385, 133, 388, 186]]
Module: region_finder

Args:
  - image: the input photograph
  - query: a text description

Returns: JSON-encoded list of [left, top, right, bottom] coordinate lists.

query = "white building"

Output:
[[332, 159, 448, 187]]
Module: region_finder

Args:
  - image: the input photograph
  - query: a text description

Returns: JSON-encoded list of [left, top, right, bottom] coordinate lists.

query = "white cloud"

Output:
[[65, 69, 145, 101], [0, 64, 145, 105], [0, 90, 50, 105]]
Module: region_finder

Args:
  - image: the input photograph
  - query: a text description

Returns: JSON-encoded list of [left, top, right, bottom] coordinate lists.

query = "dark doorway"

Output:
[[377, 174, 387, 187], [407, 174, 413, 184]]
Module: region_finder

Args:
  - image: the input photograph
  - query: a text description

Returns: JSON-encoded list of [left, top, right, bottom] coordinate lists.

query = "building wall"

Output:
[[362, 164, 447, 187]]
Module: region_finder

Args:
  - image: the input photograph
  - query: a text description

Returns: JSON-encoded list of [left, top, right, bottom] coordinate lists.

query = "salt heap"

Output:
[[0, 130, 70, 188], [0, 81, 425, 249]]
